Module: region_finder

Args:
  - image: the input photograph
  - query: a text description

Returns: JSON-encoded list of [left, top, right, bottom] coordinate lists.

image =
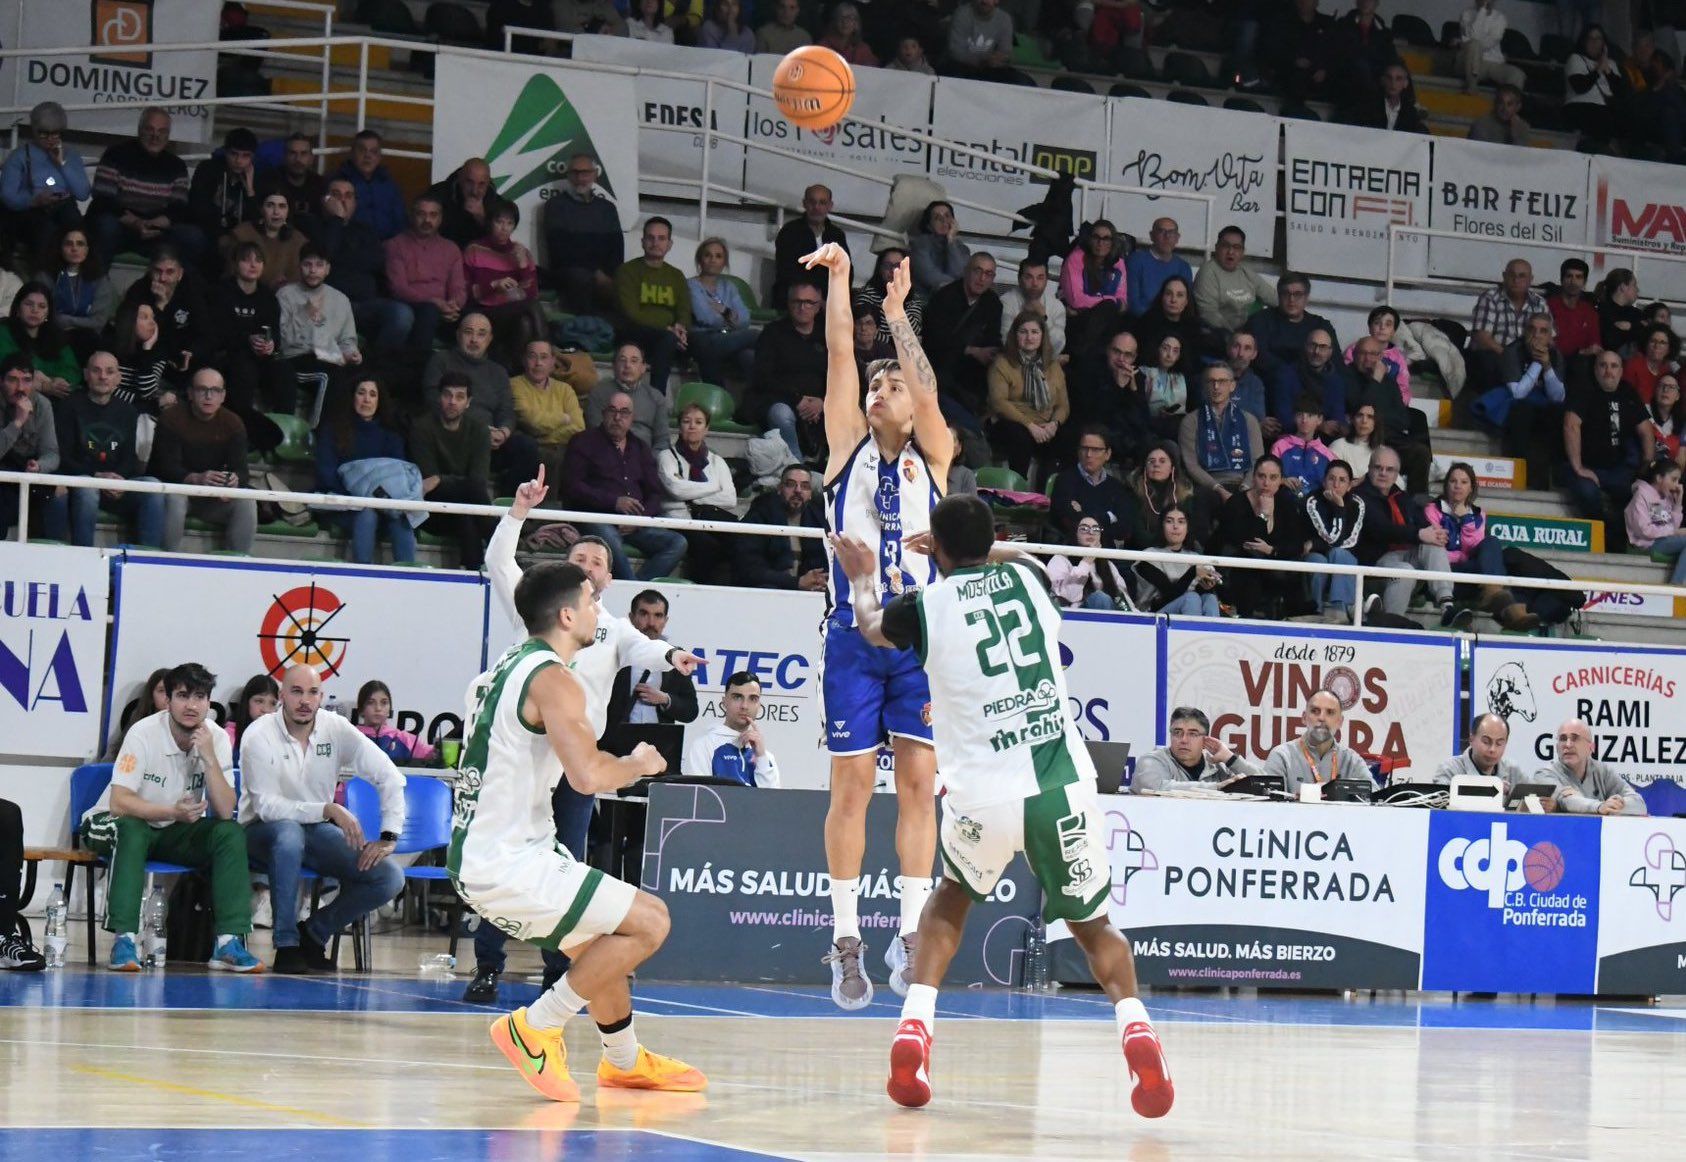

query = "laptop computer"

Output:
[[599, 723, 686, 792], [1085, 741, 1132, 795]]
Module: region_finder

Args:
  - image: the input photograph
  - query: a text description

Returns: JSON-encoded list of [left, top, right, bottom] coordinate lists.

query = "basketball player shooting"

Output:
[[833, 496, 1173, 1116], [801, 243, 954, 1009]]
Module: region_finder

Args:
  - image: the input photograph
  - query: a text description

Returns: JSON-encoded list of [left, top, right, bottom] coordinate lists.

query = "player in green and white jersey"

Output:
[[833, 494, 1173, 1117], [450, 561, 705, 1103]]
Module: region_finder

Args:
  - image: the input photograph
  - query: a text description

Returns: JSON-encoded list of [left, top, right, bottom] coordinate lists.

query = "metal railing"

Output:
[[501, 27, 1216, 248], [5, 471, 1675, 631], [1385, 224, 1686, 306]]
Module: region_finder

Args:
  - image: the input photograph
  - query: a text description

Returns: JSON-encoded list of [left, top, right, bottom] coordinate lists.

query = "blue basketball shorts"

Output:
[[819, 617, 934, 756]]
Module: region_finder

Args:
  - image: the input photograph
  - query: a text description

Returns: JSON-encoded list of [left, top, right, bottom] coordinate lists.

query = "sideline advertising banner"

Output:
[[432, 53, 641, 253], [1164, 622, 1459, 775], [1284, 121, 1430, 281], [1421, 813, 1601, 993], [928, 76, 1109, 234], [0, 543, 109, 761], [1427, 137, 1590, 283], [1471, 639, 1686, 786], [105, 554, 487, 755], [743, 54, 932, 216], [1056, 612, 1162, 752], [1065, 795, 1429, 989], [598, 582, 828, 790], [569, 36, 749, 195], [1596, 818, 1686, 994], [640, 783, 1037, 984], [1, 0, 219, 142], [1588, 153, 1686, 300], [1106, 98, 1279, 255]]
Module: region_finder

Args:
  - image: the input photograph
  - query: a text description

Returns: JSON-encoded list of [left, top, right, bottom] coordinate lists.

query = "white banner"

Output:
[[1588, 153, 1686, 300], [1596, 817, 1686, 994], [1057, 611, 1161, 751], [1094, 795, 1429, 986], [0, 543, 109, 761], [928, 76, 1109, 234], [1106, 97, 1278, 256], [1428, 137, 1591, 283], [431, 53, 641, 253], [568, 36, 748, 196], [1, 0, 218, 143], [105, 555, 488, 755], [1283, 121, 1429, 280], [1164, 622, 1459, 776], [743, 54, 932, 218], [1471, 639, 1686, 786]]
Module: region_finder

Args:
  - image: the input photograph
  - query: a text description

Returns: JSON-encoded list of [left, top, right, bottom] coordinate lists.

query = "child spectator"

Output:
[[1271, 395, 1333, 498], [356, 679, 438, 764], [1626, 459, 1686, 585], [1048, 518, 1135, 611]]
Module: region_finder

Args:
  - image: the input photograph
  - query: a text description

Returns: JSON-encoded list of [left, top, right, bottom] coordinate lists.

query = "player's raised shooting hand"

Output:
[[511, 466, 548, 521], [800, 242, 850, 279], [882, 256, 913, 321], [830, 533, 876, 581], [630, 741, 668, 778]]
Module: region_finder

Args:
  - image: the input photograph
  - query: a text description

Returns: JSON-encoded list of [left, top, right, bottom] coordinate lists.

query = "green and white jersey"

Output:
[[447, 639, 568, 886], [893, 559, 1096, 812]]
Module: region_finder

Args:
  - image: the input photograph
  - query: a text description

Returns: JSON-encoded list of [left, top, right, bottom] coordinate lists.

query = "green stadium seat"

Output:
[[675, 381, 755, 435], [268, 413, 314, 464], [976, 466, 1033, 492], [725, 274, 779, 324]]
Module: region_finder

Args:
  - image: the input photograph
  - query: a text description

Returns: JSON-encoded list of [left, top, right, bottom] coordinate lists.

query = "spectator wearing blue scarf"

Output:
[[1179, 363, 1261, 503]]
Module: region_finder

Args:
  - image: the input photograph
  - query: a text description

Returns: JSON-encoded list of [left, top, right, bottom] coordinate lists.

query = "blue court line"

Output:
[[7, 971, 1686, 1036], [0, 1128, 788, 1162]]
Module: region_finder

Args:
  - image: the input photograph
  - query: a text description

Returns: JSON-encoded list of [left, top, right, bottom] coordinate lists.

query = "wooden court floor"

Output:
[[1, 933, 1683, 1161]]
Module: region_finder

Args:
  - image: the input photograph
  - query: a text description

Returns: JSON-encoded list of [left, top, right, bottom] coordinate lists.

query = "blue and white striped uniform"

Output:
[[820, 434, 940, 755]]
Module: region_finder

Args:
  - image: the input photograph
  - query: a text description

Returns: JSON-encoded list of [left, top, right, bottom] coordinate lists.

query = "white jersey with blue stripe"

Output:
[[823, 434, 941, 625]]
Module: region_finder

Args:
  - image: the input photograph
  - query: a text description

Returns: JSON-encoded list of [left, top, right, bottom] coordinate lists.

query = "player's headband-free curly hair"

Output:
[[865, 358, 901, 388]]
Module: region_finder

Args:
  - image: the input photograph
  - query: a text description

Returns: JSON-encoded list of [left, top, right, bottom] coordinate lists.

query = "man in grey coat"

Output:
[[1537, 719, 1646, 815], [0, 354, 61, 538], [1433, 713, 1528, 791], [1263, 691, 1371, 796], [1132, 706, 1259, 792]]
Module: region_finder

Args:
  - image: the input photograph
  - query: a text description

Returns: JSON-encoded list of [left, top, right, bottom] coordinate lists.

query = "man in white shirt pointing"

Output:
[[239, 663, 408, 974]]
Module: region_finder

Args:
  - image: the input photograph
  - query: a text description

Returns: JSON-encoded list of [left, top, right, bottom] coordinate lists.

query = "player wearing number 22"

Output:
[[449, 559, 705, 1102], [835, 494, 1173, 1116], [805, 242, 954, 1010]]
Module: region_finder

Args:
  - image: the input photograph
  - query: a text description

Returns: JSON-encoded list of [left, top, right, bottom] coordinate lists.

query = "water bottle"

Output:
[[418, 952, 457, 977], [1023, 918, 1050, 993], [324, 692, 342, 718], [43, 884, 68, 969], [143, 887, 168, 968]]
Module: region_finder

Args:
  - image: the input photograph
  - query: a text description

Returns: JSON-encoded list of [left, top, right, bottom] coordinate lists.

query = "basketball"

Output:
[[1523, 841, 1565, 892], [771, 45, 856, 131]]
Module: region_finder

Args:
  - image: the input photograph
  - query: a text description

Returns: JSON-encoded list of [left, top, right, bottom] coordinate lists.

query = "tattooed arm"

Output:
[[883, 256, 954, 483]]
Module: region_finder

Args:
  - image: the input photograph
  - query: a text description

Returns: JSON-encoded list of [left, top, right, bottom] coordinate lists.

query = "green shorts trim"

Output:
[[1023, 784, 1110, 925], [535, 865, 606, 951]]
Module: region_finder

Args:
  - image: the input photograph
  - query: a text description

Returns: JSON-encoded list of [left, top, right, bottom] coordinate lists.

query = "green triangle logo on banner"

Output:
[[485, 73, 618, 206]]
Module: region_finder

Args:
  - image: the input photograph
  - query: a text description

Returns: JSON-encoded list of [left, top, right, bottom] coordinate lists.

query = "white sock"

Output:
[[215, 934, 238, 951], [1115, 996, 1151, 1036], [898, 877, 932, 937], [901, 982, 938, 1032], [526, 972, 588, 1031], [598, 1016, 639, 1070], [831, 876, 860, 942]]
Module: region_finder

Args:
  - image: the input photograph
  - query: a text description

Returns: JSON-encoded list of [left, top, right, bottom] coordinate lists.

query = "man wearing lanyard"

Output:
[[682, 673, 781, 787], [1263, 690, 1370, 796], [239, 663, 408, 974]]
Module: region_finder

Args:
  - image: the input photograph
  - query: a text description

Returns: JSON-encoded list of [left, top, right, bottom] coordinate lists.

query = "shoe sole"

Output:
[[886, 1036, 932, 1108], [598, 1065, 709, 1092], [1123, 1026, 1175, 1118], [885, 939, 912, 999], [207, 959, 266, 974], [831, 972, 875, 1011], [109, 962, 142, 973], [490, 1015, 580, 1103]]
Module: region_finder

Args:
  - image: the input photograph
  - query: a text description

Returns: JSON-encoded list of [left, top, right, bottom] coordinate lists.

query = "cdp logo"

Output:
[[93, 0, 153, 67], [1438, 822, 1564, 909]]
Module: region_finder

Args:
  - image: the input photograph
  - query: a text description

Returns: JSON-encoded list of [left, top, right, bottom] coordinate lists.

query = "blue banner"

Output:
[[1422, 814, 1602, 993]]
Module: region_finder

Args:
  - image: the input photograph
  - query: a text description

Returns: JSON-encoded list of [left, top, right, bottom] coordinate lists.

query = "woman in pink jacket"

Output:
[[1626, 459, 1686, 584], [1059, 219, 1128, 353], [1424, 462, 1537, 630]]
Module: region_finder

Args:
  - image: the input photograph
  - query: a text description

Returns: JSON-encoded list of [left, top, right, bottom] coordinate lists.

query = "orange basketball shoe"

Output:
[[1122, 1021, 1174, 1118], [886, 1018, 933, 1108], [491, 1007, 581, 1103], [597, 1047, 708, 1092]]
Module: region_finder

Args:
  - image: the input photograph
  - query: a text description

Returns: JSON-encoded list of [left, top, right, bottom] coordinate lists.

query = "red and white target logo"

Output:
[[258, 582, 350, 677]]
